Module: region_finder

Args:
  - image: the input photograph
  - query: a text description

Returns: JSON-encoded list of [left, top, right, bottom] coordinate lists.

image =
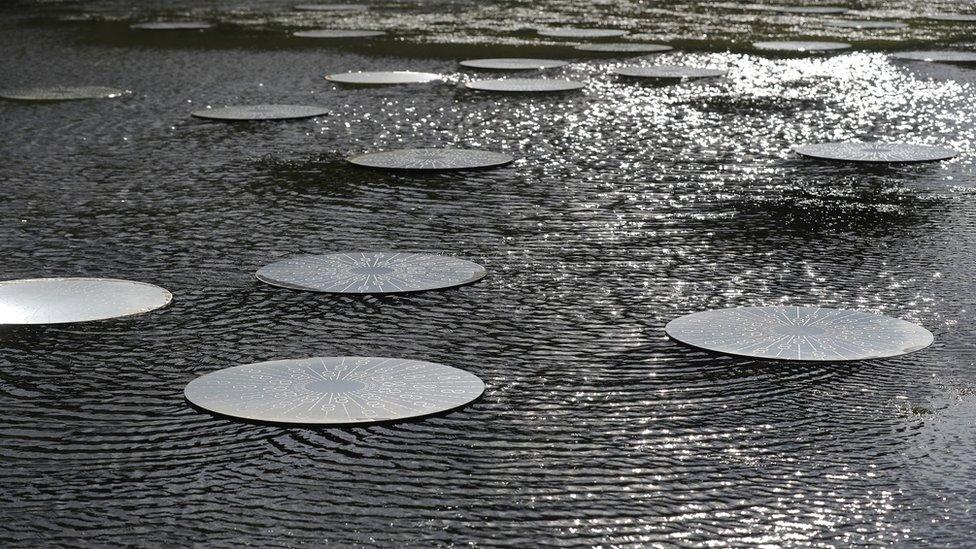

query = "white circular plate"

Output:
[[823, 19, 907, 29], [185, 357, 485, 425], [325, 71, 440, 84], [347, 148, 513, 170], [891, 50, 976, 63], [753, 41, 851, 52], [294, 4, 368, 11], [256, 252, 487, 293], [459, 58, 568, 70], [191, 104, 328, 121], [293, 29, 386, 38], [575, 43, 672, 53], [615, 65, 727, 79], [0, 278, 172, 325], [465, 78, 584, 92], [666, 306, 933, 361], [774, 6, 849, 14], [537, 27, 628, 38], [794, 141, 957, 162], [926, 14, 976, 22], [131, 21, 213, 30], [0, 86, 124, 101]]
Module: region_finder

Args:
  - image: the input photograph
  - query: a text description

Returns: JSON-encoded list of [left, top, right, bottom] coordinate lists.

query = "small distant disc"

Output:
[[537, 27, 628, 38], [325, 71, 440, 84], [665, 306, 933, 361], [575, 43, 673, 53], [465, 78, 584, 92], [293, 29, 386, 38], [753, 40, 851, 52], [774, 6, 849, 14], [891, 50, 976, 63], [256, 252, 487, 293], [347, 148, 514, 171], [0, 86, 124, 101], [294, 4, 368, 11], [794, 141, 958, 162], [130, 21, 213, 30], [926, 14, 976, 22], [614, 65, 727, 80], [0, 278, 172, 324], [190, 104, 329, 121], [823, 19, 907, 29], [459, 58, 568, 70], [184, 356, 485, 425]]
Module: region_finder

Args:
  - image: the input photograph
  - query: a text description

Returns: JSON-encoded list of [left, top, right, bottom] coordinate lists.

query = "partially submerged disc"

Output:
[[256, 252, 487, 293], [294, 3, 368, 11], [614, 65, 726, 80], [184, 356, 485, 425], [131, 21, 213, 30], [459, 58, 568, 70], [325, 71, 440, 84], [191, 104, 329, 121], [753, 40, 851, 52], [347, 148, 513, 170], [465, 78, 584, 92], [794, 141, 958, 162], [537, 27, 628, 38], [665, 306, 933, 361], [575, 43, 673, 53], [0, 86, 124, 101], [293, 29, 386, 38], [823, 19, 907, 29], [926, 14, 976, 22], [891, 50, 976, 64], [0, 277, 172, 324]]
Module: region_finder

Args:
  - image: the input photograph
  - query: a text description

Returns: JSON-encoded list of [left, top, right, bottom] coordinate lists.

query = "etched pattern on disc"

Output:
[[753, 41, 851, 52], [184, 357, 486, 425], [190, 104, 329, 120], [256, 252, 487, 293], [465, 78, 584, 92], [665, 306, 934, 361], [794, 142, 958, 162], [0, 278, 172, 324], [0, 86, 124, 101], [347, 148, 513, 170]]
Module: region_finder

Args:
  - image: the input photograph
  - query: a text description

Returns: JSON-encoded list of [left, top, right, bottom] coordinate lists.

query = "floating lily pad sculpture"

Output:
[[347, 148, 513, 171], [190, 104, 329, 121], [0, 278, 172, 324], [793, 142, 958, 162]]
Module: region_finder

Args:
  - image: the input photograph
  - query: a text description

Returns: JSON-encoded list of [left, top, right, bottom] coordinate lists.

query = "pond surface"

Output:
[[2, 0, 976, 546]]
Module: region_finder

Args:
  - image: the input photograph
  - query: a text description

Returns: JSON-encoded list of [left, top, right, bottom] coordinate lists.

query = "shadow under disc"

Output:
[[823, 19, 907, 30], [347, 148, 513, 170], [0, 86, 124, 101], [459, 58, 568, 70], [293, 30, 386, 38], [465, 78, 584, 92], [256, 252, 486, 294], [753, 41, 851, 52], [325, 71, 440, 84], [190, 104, 329, 121], [614, 65, 726, 80], [130, 22, 213, 30], [665, 306, 933, 361], [575, 43, 672, 53], [794, 142, 958, 162], [184, 356, 485, 426], [293, 3, 368, 11], [0, 278, 172, 325], [537, 27, 628, 38], [891, 50, 976, 64]]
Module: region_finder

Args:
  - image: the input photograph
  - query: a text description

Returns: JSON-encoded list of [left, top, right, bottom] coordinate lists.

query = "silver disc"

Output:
[[190, 104, 329, 121], [325, 71, 440, 84], [615, 65, 727, 79], [347, 148, 513, 171], [823, 19, 907, 29], [465, 78, 584, 92], [753, 41, 851, 52], [130, 21, 213, 30], [774, 6, 849, 14], [537, 27, 628, 38], [293, 29, 386, 38], [0, 278, 172, 325], [575, 43, 673, 53], [665, 306, 933, 361], [794, 141, 958, 162], [0, 86, 124, 101], [184, 357, 485, 425], [459, 58, 568, 70], [891, 50, 976, 63], [256, 252, 487, 294], [926, 14, 976, 22], [294, 4, 368, 11]]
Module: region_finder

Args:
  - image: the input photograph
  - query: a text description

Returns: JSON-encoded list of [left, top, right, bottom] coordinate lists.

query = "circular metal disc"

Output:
[[347, 148, 513, 171], [325, 71, 440, 84], [0, 86, 124, 101], [537, 27, 628, 38], [665, 306, 933, 361], [753, 41, 851, 52], [256, 252, 487, 293], [190, 104, 328, 121], [794, 141, 958, 162], [293, 29, 386, 38], [891, 50, 976, 63], [774, 6, 849, 14], [465, 78, 584, 92], [575, 43, 673, 53], [184, 356, 485, 425], [615, 65, 727, 79], [823, 19, 907, 29], [130, 21, 213, 30], [459, 58, 568, 70], [926, 14, 976, 22], [294, 4, 368, 11], [0, 278, 172, 325]]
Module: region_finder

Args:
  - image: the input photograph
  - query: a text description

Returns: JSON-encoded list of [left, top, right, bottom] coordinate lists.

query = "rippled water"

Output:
[[2, 0, 976, 546]]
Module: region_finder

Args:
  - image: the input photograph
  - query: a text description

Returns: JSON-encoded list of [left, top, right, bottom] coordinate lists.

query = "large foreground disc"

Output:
[[0, 86, 124, 101], [794, 141, 957, 162], [615, 65, 726, 79], [465, 78, 584, 92], [753, 40, 851, 52], [537, 27, 628, 38], [575, 43, 672, 53], [325, 71, 440, 84], [891, 50, 976, 63], [0, 278, 172, 324], [293, 29, 386, 38], [665, 306, 933, 361], [256, 252, 487, 294], [347, 148, 513, 170], [459, 58, 568, 70], [130, 21, 213, 30], [185, 357, 485, 425], [191, 104, 328, 121]]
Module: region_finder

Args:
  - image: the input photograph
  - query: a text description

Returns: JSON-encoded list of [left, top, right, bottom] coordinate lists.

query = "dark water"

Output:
[[2, 0, 976, 546]]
